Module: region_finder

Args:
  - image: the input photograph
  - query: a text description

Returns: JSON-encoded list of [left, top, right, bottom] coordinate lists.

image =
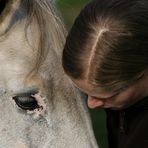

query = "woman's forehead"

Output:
[[71, 78, 115, 99]]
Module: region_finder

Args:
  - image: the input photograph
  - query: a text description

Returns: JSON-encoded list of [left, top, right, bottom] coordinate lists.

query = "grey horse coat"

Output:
[[0, 0, 98, 148]]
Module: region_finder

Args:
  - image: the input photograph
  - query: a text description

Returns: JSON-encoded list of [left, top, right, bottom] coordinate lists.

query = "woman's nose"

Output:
[[87, 96, 104, 109]]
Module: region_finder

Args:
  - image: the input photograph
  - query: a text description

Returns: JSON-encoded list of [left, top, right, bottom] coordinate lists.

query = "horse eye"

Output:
[[13, 95, 39, 111]]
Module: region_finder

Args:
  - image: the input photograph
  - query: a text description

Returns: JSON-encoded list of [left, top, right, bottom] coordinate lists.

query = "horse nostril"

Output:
[[13, 94, 39, 111]]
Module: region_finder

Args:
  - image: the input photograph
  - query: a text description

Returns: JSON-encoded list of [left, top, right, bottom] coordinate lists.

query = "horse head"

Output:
[[0, 0, 98, 147]]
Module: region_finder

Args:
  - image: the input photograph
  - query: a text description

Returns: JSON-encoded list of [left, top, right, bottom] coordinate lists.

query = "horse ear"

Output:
[[0, 0, 20, 35], [0, 0, 15, 16], [0, 0, 7, 15]]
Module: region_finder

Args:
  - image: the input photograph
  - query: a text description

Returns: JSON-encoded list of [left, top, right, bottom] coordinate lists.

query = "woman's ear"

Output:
[[87, 96, 104, 108]]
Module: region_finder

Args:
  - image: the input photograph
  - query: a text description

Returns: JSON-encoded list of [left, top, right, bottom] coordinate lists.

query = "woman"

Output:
[[62, 0, 148, 148]]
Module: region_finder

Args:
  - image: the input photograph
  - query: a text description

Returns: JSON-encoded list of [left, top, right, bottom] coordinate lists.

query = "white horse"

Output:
[[0, 0, 98, 147]]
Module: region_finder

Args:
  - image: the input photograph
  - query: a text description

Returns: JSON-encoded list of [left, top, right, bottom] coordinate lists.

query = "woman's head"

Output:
[[62, 0, 148, 94]]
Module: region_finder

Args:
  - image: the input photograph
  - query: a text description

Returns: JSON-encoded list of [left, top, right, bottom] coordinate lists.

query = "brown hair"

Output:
[[62, 0, 148, 92]]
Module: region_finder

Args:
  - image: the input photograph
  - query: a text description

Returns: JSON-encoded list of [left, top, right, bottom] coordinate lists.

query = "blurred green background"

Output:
[[56, 0, 108, 148]]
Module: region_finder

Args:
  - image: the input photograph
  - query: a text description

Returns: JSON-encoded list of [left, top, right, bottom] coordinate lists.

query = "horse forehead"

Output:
[[0, 25, 44, 92], [0, 19, 37, 59]]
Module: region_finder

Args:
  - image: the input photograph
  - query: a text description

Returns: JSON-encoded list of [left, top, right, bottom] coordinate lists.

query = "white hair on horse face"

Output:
[[0, 0, 98, 148]]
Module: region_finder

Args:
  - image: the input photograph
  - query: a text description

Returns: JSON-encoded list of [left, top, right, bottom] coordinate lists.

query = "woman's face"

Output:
[[71, 75, 148, 110]]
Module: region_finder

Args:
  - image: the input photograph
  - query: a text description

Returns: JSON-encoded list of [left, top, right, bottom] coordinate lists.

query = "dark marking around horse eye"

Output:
[[13, 94, 39, 111], [0, 0, 7, 15]]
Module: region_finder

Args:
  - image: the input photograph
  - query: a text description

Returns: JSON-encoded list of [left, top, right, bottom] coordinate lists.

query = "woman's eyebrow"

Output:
[[79, 88, 118, 99], [72, 80, 121, 99], [91, 94, 116, 99]]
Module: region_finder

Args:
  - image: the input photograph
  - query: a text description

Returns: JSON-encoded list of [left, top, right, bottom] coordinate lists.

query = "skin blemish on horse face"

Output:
[[31, 92, 46, 114], [15, 140, 29, 148], [26, 92, 47, 119]]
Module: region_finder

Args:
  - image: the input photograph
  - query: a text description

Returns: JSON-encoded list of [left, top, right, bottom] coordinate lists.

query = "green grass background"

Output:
[[56, 0, 108, 148]]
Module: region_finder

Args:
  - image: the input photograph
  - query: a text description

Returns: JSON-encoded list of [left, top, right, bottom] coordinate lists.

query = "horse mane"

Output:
[[22, 0, 66, 76]]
